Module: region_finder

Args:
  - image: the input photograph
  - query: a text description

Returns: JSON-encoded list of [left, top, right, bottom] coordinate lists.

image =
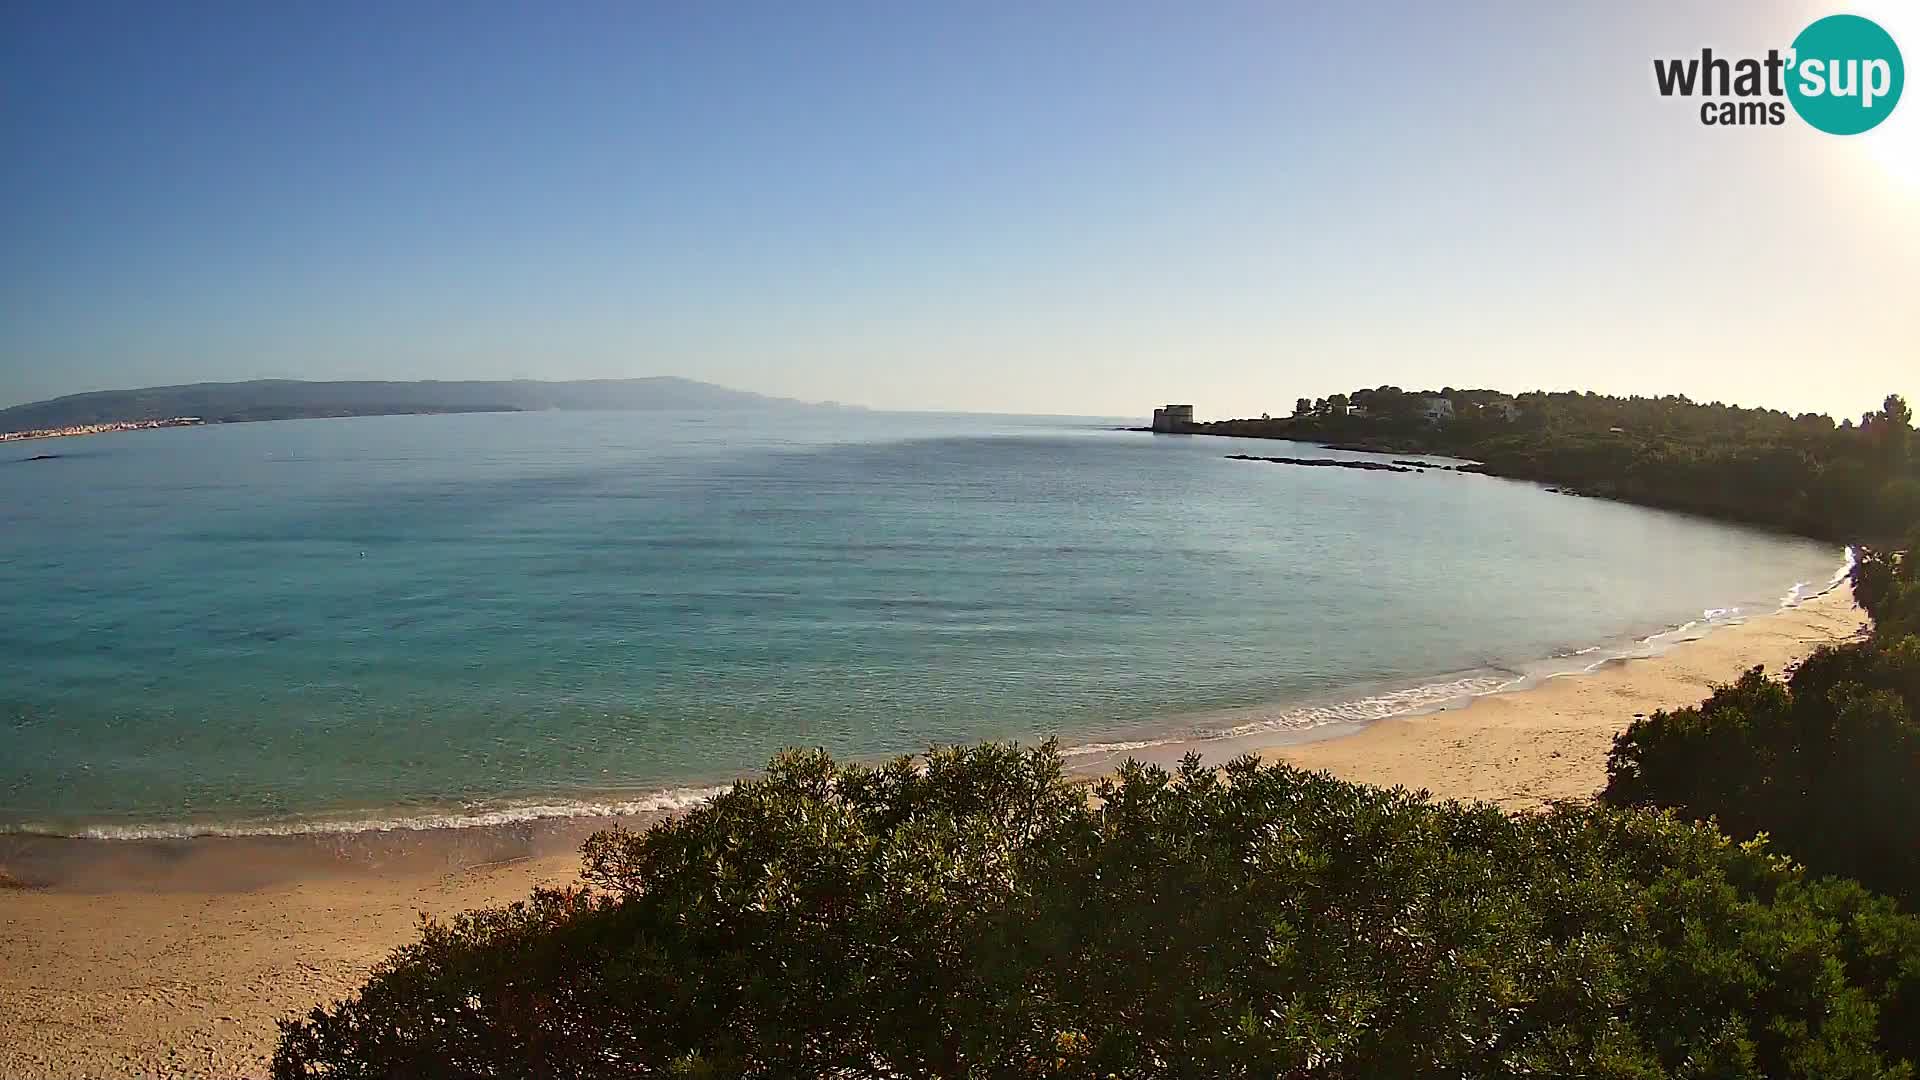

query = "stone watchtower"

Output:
[[1151, 404, 1194, 432]]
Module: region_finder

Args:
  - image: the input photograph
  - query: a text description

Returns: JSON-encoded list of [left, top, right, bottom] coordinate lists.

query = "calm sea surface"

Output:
[[0, 410, 1843, 836]]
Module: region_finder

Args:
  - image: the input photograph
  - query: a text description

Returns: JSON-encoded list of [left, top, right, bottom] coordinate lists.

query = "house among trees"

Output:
[[1416, 395, 1454, 423]]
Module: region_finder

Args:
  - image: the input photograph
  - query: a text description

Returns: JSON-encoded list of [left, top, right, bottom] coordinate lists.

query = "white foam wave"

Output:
[[1765, 546, 1853, 611], [1058, 738, 1179, 758], [1778, 546, 1857, 610], [1816, 546, 1858, 597], [1200, 674, 1519, 741], [1639, 607, 1742, 648], [9, 785, 732, 841]]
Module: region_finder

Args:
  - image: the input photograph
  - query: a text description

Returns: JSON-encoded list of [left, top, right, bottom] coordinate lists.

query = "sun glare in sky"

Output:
[[1860, 91, 1920, 186], [1844, 0, 1920, 188]]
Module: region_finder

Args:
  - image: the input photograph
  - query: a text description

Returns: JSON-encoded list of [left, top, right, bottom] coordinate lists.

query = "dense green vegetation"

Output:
[[276, 744, 1920, 1078], [1604, 537, 1920, 907], [1197, 389, 1919, 543]]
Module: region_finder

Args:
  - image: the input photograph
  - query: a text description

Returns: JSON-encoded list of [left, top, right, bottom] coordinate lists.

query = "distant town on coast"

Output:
[[0, 416, 204, 443]]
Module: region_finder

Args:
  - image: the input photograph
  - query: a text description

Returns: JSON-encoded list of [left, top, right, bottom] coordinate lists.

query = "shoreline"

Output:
[[1, 551, 1853, 848], [1162, 424, 1875, 547], [1257, 582, 1865, 809], [0, 417, 206, 444], [0, 584, 1870, 1078]]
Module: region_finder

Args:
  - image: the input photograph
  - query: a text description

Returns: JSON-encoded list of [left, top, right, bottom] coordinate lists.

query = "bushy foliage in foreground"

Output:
[[1855, 539, 1920, 642], [1606, 540, 1920, 907], [276, 744, 1920, 1078]]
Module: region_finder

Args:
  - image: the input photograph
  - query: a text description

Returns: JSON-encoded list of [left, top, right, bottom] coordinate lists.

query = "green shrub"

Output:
[[277, 743, 1920, 1078], [1854, 539, 1920, 641], [1605, 542, 1920, 909]]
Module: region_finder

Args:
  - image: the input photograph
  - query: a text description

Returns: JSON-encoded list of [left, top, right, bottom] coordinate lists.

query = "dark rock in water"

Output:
[[1226, 454, 1419, 474]]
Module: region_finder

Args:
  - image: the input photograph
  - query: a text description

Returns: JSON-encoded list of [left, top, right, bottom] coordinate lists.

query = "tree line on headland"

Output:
[[273, 389, 1920, 1078], [1199, 386, 1918, 544]]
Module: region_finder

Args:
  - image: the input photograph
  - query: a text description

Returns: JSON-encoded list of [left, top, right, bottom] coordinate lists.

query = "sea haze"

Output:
[[0, 410, 1843, 837]]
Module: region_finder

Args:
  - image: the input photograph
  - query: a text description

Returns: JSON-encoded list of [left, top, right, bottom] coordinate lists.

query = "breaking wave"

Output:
[[6, 785, 732, 840], [1198, 674, 1520, 741]]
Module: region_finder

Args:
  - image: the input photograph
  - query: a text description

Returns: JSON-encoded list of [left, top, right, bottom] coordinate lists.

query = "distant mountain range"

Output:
[[0, 378, 827, 431]]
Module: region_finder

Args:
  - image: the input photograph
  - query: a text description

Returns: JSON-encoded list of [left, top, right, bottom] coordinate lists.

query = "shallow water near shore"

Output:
[[0, 409, 1843, 839]]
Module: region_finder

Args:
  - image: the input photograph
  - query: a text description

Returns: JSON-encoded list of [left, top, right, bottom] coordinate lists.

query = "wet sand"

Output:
[[0, 585, 1867, 1078], [1261, 584, 1865, 808]]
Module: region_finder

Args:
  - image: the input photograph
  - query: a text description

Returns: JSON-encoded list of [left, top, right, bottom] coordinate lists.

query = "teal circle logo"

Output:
[[1787, 15, 1904, 135]]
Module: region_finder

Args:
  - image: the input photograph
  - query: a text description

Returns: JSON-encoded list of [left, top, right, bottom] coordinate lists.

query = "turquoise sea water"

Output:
[[0, 410, 1843, 837]]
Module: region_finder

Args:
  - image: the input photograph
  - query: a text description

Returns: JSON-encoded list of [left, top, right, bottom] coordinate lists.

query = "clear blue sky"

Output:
[[3, 0, 1915, 420]]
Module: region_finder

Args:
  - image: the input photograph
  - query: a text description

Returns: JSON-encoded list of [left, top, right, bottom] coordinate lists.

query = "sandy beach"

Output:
[[1264, 584, 1865, 809], [0, 585, 1868, 1079]]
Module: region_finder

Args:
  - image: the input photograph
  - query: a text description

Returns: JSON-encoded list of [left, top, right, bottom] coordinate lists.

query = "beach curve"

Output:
[[0, 583, 1870, 1078]]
